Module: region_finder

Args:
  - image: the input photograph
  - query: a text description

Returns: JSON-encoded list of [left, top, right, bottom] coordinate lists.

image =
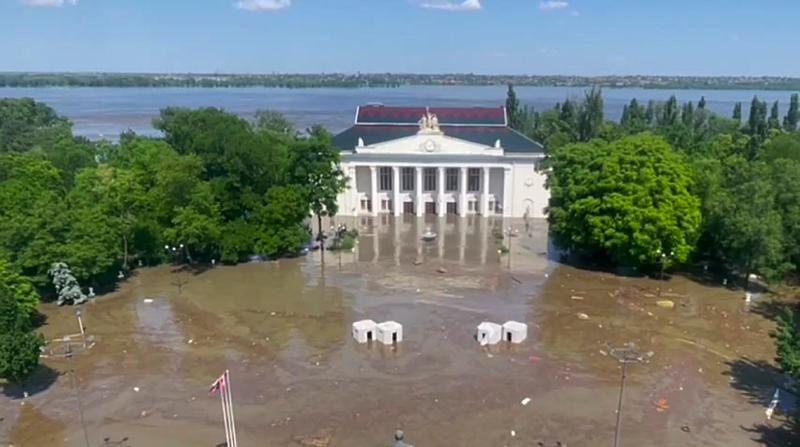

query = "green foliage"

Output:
[[776, 304, 800, 381], [548, 133, 701, 266], [732, 102, 743, 122], [577, 87, 603, 141], [0, 281, 43, 384], [0, 98, 66, 153], [505, 84, 521, 130], [784, 93, 799, 131], [253, 109, 296, 135], [0, 330, 43, 384], [0, 260, 39, 326], [254, 186, 310, 257], [287, 130, 346, 221], [763, 132, 800, 162]]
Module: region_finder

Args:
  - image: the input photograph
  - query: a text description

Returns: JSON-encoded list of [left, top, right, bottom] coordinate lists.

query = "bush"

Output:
[[776, 304, 800, 381], [0, 330, 44, 384]]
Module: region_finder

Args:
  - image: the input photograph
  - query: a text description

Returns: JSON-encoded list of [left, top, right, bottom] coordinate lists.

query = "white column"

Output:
[[502, 167, 513, 217], [348, 166, 358, 217], [415, 167, 424, 216], [392, 166, 401, 216], [480, 167, 490, 216], [480, 216, 488, 264], [437, 167, 446, 217], [458, 219, 466, 264], [459, 167, 468, 217], [370, 166, 379, 217]]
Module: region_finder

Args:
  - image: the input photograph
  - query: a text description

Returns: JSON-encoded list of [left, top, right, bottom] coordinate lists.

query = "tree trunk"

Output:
[[122, 235, 129, 270], [184, 245, 193, 264], [318, 213, 324, 263]]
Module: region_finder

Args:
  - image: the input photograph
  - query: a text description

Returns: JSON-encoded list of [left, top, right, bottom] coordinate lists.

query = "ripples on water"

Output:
[[0, 85, 796, 140]]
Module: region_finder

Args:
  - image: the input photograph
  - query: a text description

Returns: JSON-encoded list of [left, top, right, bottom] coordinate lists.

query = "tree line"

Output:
[[507, 84, 800, 287], [0, 98, 345, 384]]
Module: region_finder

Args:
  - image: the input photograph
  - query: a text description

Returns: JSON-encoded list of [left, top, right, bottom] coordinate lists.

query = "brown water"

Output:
[[0, 217, 790, 447]]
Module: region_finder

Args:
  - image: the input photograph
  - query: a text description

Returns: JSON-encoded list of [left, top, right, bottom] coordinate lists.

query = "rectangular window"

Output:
[[381, 199, 392, 211], [401, 167, 415, 191], [360, 199, 371, 212], [467, 168, 481, 192], [489, 201, 495, 213], [446, 168, 459, 192], [379, 167, 392, 191], [424, 168, 437, 192]]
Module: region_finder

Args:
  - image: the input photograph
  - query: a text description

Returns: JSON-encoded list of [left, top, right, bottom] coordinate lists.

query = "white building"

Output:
[[333, 105, 548, 218]]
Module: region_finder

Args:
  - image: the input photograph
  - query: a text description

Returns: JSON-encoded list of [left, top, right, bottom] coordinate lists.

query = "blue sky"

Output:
[[1, 0, 798, 75]]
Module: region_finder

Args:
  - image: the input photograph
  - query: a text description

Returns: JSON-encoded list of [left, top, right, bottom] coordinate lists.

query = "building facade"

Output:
[[332, 104, 548, 218]]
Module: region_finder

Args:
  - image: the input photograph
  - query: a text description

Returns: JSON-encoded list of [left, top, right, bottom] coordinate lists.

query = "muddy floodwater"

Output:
[[0, 217, 791, 447]]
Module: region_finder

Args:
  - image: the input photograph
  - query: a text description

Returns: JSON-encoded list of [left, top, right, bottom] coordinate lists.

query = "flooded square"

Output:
[[0, 217, 787, 447]]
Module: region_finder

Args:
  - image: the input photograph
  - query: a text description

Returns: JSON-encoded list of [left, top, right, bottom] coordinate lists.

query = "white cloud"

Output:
[[538, 1, 569, 11], [235, 0, 291, 12], [21, 0, 77, 7], [420, 0, 481, 12]]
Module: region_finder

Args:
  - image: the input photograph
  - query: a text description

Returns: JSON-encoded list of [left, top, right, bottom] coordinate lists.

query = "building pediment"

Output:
[[355, 134, 504, 156]]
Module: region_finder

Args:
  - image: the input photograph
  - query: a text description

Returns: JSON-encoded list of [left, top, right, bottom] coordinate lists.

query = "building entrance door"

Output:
[[447, 202, 458, 215], [403, 201, 414, 214], [425, 202, 436, 215]]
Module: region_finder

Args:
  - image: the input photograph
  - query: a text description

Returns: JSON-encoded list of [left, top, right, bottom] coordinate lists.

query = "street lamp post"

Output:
[[609, 343, 653, 447], [505, 226, 514, 269], [655, 249, 674, 297]]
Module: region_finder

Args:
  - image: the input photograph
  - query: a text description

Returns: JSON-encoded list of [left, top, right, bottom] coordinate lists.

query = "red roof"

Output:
[[356, 105, 506, 126]]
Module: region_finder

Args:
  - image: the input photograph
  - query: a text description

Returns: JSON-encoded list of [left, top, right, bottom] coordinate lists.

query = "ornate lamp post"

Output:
[[655, 248, 674, 297], [609, 343, 653, 447]]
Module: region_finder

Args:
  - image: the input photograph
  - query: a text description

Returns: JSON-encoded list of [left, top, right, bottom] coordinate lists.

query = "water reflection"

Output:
[[348, 215, 543, 267]]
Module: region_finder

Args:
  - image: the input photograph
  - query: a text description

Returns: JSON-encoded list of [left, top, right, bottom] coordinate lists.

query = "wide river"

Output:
[[1, 85, 797, 140]]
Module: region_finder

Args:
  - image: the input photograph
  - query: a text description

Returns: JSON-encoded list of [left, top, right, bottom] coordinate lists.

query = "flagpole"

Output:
[[220, 378, 232, 447], [225, 370, 239, 447]]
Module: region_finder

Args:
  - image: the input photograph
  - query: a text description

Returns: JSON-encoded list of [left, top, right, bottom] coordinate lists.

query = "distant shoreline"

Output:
[[2, 72, 800, 91]]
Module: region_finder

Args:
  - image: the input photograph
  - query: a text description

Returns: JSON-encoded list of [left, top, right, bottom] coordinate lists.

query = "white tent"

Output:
[[476, 322, 502, 346], [352, 319, 377, 344], [376, 321, 403, 345], [502, 321, 528, 344]]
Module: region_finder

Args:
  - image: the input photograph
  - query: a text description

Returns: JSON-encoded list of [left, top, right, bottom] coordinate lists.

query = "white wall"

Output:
[[509, 159, 548, 218]]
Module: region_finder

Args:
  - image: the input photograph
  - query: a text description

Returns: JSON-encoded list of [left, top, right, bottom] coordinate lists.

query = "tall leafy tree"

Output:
[[732, 102, 743, 122], [254, 185, 311, 257], [784, 93, 800, 131], [505, 84, 521, 130], [0, 282, 43, 384], [578, 87, 604, 141], [287, 129, 346, 251], [698, 96, 707, 110], [620, 99, 648, 134], [768, 100, 782, 130], [547, 133, 701, 267], [658, 96, 681, 128]]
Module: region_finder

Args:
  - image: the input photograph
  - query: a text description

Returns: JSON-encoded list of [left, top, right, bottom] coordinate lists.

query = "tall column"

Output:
[[348, 166, 358, 217], [392, 166, 401, 217], [459, 167, 468, 217], [415, 167, 424, 216], [480, 167, 490, 216], [502, 166, 513, 217], [370, 166, 379, 217], [437, 167, 446, 217]]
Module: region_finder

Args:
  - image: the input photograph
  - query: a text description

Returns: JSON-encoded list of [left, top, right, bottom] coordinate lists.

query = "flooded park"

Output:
[[0, 216, 793, 447]]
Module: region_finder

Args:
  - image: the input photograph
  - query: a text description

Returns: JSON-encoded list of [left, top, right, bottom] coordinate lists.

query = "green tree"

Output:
[[620, 99, 648, 134], [785, 93, 800, 131], [0, 282, 43, 384], [505, 84, 521, 130], [577, 87, 603, 141], [0, 98, 67, 153], [254, 185, 311, 257], [254, 110, 296, 135], [0, 260, 39, 326], [163, 182, 222, 263], [287, 130, 346, 250], [706, 158, 789, 285], [768, 100, 782, 130], [698, 96, 707, 110], [658, 96, 680, 128], [732, 102, 743, 122], [747, 96, 769, 158], [763, 133, 800, 162], [547, 133, 701, 267]]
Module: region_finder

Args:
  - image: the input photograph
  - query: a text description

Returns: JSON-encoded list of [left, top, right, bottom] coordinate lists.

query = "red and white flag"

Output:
[[209, 372, 226, 395]]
